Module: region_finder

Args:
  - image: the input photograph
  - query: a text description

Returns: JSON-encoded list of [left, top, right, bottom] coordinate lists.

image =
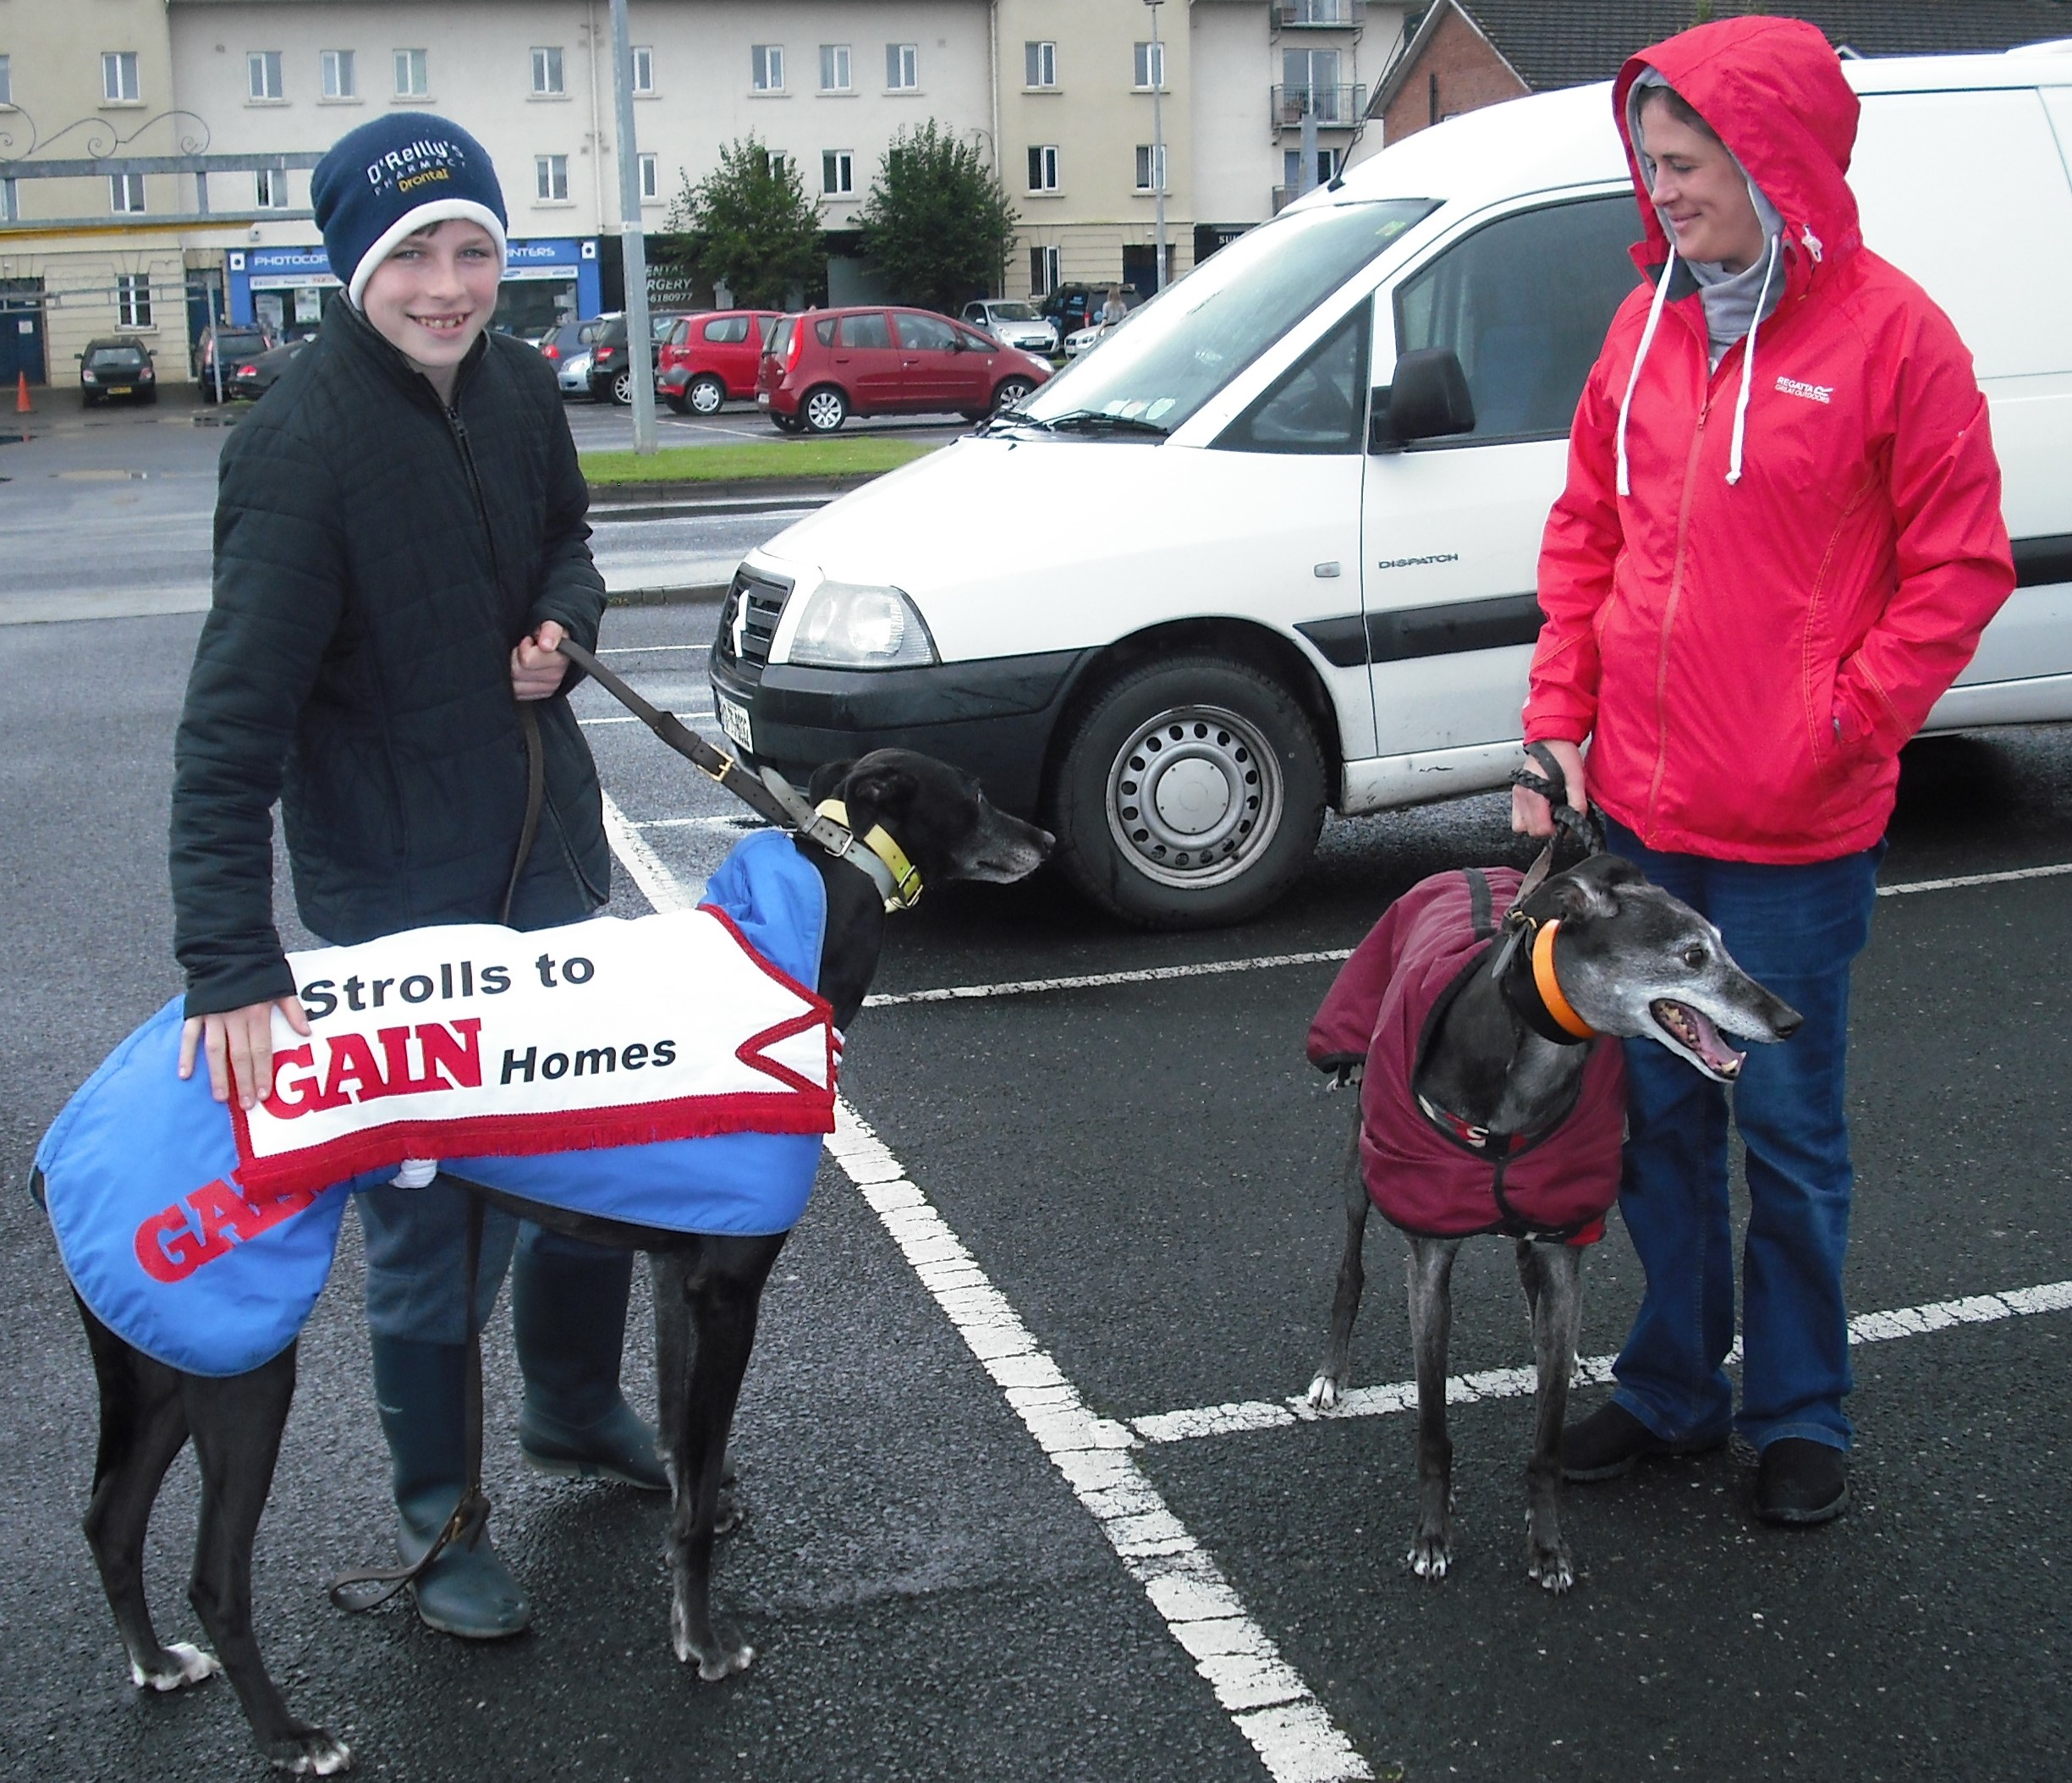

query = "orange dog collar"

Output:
[[1531, 920, 1596, 1041]]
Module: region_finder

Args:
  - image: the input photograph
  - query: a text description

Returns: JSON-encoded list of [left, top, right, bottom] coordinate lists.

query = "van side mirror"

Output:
[[1369, 348, 1476, 451]]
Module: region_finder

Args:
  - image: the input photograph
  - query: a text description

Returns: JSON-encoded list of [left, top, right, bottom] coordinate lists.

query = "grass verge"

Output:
[[582, 437, 940, 486]]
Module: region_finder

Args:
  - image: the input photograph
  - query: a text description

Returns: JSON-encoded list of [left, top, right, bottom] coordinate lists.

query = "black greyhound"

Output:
[[1305, 853, 1801, 1592], [63, 750, 1051, 1775]]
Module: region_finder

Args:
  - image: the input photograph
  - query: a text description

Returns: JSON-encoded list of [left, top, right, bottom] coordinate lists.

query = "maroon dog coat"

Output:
[[1308, 868, 1626, 1245]]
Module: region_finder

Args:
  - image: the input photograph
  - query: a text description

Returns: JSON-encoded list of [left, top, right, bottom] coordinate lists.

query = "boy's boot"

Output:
[[511, 1239, 668, 1491], [369, 1336, 530, 1639]]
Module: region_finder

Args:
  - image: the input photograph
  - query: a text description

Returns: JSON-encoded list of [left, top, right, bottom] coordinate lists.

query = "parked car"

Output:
[[587, 311, 695, 404], [1036, 283, 1139, 336], [226, 338, 310, 402], [756, 307, 1052, 434], [1063, 320, 1113, 358], [194, 325, 273, 401], [77, 338, 157, 407], [710, 48, 2072, 929], [536, 315, 611, 370], [658, 310, 783, 415], [556, 349, 594, 397], [960, 300, 1061, 356]]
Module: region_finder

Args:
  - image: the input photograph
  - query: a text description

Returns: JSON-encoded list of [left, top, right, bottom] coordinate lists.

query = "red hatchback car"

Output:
[[757, 306, 1051, 433], [658, 310, 782, 415]]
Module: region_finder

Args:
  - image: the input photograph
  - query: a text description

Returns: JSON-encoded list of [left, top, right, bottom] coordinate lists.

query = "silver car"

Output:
[[556, 349, 593, 396], [960, 300, 1060, 357]]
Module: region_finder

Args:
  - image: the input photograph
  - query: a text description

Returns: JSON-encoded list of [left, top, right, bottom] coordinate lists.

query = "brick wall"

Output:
[[1380, 4, 1528, 144]]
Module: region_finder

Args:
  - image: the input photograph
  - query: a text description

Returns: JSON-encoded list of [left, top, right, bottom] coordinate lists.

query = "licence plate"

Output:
[[106, 386, 133, 396], [715, 691, 754, 753], [756, 392, 771, 407]]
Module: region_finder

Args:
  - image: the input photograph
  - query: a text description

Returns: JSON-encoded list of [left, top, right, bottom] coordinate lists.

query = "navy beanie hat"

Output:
[[311, 113, 508, 308]]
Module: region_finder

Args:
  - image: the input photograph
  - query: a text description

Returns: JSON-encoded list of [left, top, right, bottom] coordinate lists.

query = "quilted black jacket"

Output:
[[172, 299, 611, 1016]]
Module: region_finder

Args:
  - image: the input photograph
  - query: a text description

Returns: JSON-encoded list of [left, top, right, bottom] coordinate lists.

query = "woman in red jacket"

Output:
[[1514, 17, 2013, 1524]]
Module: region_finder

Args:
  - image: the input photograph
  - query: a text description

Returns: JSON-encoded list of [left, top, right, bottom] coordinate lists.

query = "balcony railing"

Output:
[[1271, 84, 1367, 129], [1273, 0, 1366, 27]]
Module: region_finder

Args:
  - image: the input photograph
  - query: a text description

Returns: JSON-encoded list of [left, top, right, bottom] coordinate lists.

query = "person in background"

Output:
[[1515, 18, 2013, 1526], [170, 113, 666, 1641]]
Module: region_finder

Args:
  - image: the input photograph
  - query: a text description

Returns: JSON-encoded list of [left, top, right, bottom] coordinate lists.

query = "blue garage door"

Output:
[[0, 283, 47, 385]]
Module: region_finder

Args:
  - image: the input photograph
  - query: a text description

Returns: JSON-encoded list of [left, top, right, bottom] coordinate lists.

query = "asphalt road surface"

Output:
[[3, 600, 2070, 1781]]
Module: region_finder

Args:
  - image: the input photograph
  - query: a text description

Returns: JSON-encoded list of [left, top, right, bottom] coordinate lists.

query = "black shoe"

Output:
[[1755, 1439, 1849, 1525], [1561, 1402, 1725, 1481]]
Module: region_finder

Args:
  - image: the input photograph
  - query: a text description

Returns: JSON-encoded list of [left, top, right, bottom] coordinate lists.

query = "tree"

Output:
[[855, 121, 1020, 314], [666, 136, 822, 309]]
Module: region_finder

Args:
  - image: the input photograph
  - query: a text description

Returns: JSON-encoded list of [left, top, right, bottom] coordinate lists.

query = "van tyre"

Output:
[[687, 374, 726, 416], [1051, 657, 1325, 928], [802, 386, 848, 434]]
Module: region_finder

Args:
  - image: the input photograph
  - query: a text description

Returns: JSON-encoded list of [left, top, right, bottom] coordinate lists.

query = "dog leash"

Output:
[[554, 637, 922, 911], [1487, 743, 1605, 1013]]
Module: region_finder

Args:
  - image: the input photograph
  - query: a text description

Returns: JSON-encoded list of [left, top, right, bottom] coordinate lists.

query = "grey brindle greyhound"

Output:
[[1305, 850, 1800, 1593], [64, 750, 1050, 1775]]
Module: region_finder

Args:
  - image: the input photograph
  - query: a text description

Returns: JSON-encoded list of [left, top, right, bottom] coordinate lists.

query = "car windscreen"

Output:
[[87, 347, 146, 369], [1017, 199, 1436, 434], [988, 302, 1041, 321]]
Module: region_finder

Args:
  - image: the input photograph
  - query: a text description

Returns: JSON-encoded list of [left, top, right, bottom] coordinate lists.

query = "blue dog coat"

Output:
[[37, 831, 829, 1377]]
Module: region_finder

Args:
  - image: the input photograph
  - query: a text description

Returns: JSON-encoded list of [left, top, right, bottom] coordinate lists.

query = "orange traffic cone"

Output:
[[14, 371, 30, 414]]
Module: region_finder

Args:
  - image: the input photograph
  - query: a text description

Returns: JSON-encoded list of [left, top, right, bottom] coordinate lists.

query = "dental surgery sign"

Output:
[[230, 905, 838, 1198]]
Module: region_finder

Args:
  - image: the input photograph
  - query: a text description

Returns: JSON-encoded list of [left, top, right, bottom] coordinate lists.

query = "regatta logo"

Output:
[[1375, 553, 1461, 571], [264, 1018, 483, 1119], [1773, 375, 1833, 405], [135, 1178, 329, 1284]]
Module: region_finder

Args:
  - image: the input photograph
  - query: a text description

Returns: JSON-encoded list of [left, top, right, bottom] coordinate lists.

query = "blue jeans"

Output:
[[1602, 818, 1882, 1454]]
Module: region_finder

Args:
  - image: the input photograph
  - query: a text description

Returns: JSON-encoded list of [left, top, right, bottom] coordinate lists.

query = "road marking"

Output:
[[635, 815, 767, 833], [603, 820, 1373, 1783], [861, 861, 2072, 1010], [580, 710, 716, 727], [596, 643, 713, 655], [1129, 1279, 2072, 1445]]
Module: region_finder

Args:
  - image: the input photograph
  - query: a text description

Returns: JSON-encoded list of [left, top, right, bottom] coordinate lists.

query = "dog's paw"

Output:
[[1406, 1533, 1452, 1581], [713, 1483, 745, 1536], [670, 1598, 755, 1681], [1527, 1543, 1575, 1594], [1305, 1373, 1344, 1412], [132, 1642, 219, 1691], [267, 1726, 353, 1775]]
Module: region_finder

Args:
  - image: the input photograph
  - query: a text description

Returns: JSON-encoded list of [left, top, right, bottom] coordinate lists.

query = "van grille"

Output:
[[717, 568, 790, 669]]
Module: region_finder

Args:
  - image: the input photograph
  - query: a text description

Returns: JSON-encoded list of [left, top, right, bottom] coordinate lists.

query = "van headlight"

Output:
[[786, 582, 939, 669]]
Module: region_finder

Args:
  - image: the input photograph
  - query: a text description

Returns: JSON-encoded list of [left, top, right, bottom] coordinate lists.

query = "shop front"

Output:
[[227, 237, 602, 340]]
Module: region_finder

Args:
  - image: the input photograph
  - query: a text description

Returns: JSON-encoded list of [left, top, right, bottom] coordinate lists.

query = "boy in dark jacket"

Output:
[[170, 114, 662, 1640]]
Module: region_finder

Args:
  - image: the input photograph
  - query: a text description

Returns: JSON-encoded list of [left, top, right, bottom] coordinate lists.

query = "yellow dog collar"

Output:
[[815, 800, 923, 911]]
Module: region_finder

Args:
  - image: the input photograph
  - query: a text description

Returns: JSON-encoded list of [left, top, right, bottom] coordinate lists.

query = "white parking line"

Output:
[[1130, 1279, 2072, 1445], [862, 861, 2072, 1010], [580, 710, 716, 727], [602, 815, 1373, 1783]]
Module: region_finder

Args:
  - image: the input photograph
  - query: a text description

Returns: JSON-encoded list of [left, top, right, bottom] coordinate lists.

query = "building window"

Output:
[[321, 50, 356, 99], [1135, 144, 1168, 192], [1283, 147, 1339, 190], [764, 150, 790, 181], [256, 168, 290, 208], [109, 172, 146, 213], [822, 150, 854, 195], [531, 47, 565, 96], [1030, 245, 1059, 297], [639, 153, 658, 201], [751, 45, 784, 92], [886, 43, 918, 91], [0, 55, 12, 107], [394, 49, 428, 97], [1134, 41, 1165, 90], [1025, 41, 1057, 89], [1027, 145, 1059, 193], [117, 274, 153, 329], [1, 179, 19, 224], [248, 51, 283, 101], [632, 46, 654, 93], [102, 52, 141, 103], [819, 44, 851, 92], [536, 155, 569, 201]]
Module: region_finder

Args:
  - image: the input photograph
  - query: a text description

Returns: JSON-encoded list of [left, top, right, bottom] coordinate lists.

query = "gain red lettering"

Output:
[[265, 1019, 483, 1119]]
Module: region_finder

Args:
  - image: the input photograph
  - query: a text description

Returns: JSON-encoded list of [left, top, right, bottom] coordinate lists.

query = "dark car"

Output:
[[1036, 283, 1140, 335], [587, 311, 695, 405], [756, 306, 1051, 434], [226, 338, 311, 403], [77, 338, 157, 407], [657, 310, 783, 415], [194, 325, 273, 400]]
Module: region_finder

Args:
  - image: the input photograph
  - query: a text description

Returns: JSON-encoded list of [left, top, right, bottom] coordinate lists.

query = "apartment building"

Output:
[[1, 1, 1404, 382]]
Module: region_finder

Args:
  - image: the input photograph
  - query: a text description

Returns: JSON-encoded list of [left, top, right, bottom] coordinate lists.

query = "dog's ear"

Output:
[[806, 758, 857, 805], [842, 758, 919, 825], [1541, 854, 1630, 922]]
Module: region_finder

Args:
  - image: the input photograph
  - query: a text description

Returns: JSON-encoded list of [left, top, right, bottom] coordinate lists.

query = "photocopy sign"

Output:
[[230, 907, 838, 1197]]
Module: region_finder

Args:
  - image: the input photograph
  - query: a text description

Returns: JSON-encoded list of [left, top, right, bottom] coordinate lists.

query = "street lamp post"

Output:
[[1146, 0, 1167, 293], [608, 0, 657, 454]]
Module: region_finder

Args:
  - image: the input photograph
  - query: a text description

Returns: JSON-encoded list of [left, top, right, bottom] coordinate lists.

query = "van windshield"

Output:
[[1014, 198, 1435, 435]]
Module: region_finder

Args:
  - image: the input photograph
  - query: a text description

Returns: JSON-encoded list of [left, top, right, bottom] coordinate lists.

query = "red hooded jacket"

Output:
[[1523, 17, 2014, 862]]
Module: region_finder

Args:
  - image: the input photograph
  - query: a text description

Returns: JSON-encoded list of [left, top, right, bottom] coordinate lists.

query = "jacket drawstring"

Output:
[[1725, 223, 1781, 487], [1614, 252, 1677, 498]]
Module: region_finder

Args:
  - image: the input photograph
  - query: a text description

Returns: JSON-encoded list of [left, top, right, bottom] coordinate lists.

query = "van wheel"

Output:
[[687, 375, 726, 415], [1050, 656, 1326, 928], [802, 386, 848, 433]]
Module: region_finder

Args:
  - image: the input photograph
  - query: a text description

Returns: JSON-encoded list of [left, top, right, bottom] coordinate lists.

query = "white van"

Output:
[[710, 47, 2072, 927]]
